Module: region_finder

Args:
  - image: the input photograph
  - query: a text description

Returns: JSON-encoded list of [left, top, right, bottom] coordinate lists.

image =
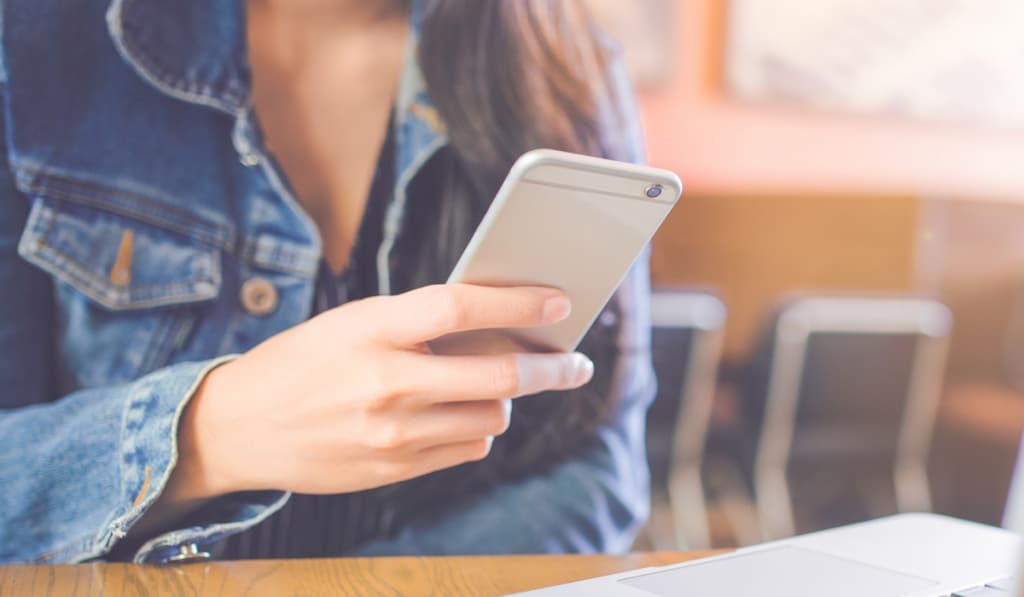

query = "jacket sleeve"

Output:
[[353, 51, 656, 555], [0, 88, 287, 564]]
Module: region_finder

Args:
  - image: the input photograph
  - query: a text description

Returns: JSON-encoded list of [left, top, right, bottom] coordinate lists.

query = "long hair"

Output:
[[401, 1, 636, 281], [419, 0, 627, 180], [384, 0, 641, 523]]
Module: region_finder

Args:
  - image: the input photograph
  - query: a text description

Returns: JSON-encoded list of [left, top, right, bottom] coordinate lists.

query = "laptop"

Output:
[[511, 440, 1024, 597]]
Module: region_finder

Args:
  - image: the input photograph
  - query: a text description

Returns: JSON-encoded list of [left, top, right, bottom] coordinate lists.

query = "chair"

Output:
[[746, 296, 952, 540], [644, 288, 726, 549], [1004, 279, 1024, 393]]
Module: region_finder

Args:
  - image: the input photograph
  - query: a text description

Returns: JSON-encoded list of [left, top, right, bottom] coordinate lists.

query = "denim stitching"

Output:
[[107, 0, 246, 117], [41, 246, 218, 308], [125, 357, 268, 564], [376, 135, 447, 295], [241, 237, 320, 278], [15, 167, 234, 250], [27, 205, 218, 297], [134, 492, 291, 563], [25, 235, 220, 311], [32, 536, 97, 564]]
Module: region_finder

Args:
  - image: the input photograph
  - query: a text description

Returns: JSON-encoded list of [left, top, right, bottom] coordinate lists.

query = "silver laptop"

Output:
[[512, 440, 1024, 597]]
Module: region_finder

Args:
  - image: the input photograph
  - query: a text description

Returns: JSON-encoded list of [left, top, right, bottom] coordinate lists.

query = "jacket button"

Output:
[[167, 543, 212, 563], [239, 153, 261, 167], [240, 277, 279, 316]]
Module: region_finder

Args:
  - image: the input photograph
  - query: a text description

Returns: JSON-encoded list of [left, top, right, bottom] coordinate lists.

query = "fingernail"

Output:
[[542, 296, 572, 323], [572, 353, 595, 386]]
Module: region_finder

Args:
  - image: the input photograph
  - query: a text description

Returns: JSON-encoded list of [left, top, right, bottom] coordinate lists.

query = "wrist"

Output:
[[173, 361, 246, 500]]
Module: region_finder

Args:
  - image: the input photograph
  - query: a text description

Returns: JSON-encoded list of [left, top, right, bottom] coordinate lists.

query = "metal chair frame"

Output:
[[650, 290, 726, 548], [1003, 280, 1024, 392], [753, 296, 952, 540]]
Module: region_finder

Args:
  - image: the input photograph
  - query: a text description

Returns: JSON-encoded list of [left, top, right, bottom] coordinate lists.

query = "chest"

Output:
[[247, 17, 409, 272]]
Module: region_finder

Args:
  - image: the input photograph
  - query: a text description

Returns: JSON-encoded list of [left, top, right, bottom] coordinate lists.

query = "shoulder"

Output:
[[1, 0, 111, 36], [0, 0, 166, 171], [1, 0, 115, 87]]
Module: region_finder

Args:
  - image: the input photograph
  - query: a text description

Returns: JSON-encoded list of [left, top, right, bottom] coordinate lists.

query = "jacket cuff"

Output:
[[133, 489, 289, 563], [88, 355, 285, 563]]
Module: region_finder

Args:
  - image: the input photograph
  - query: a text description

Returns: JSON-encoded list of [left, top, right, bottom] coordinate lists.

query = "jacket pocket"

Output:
[[17, 196, 222, 311], [15, 187, 226, 389]]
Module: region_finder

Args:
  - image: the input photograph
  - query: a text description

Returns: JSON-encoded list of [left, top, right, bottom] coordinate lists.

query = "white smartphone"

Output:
[[446, 149, 683, 352]]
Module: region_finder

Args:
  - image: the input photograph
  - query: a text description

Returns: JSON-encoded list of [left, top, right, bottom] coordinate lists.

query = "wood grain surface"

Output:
[[0, 552, 721, 596]]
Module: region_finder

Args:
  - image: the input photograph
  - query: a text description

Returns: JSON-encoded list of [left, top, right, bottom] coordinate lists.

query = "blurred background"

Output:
[[586, 0, 1024, 549]]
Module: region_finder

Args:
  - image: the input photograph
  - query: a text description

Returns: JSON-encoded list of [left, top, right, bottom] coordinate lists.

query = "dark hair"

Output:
[[419, 0, 629, 182], [404, 1, 635, 286], [385, 1, 640, 511]]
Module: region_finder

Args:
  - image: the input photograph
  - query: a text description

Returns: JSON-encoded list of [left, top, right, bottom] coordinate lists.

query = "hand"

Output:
[[428, 329, 541, 357], [173, 284, 593, 500]]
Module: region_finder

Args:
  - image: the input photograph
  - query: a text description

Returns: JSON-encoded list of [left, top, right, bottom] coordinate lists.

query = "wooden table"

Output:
[[0, 552, 721, 596]]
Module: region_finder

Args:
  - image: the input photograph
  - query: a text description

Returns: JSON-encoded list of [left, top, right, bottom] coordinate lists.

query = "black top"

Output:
[[215, 121, 399, 558]]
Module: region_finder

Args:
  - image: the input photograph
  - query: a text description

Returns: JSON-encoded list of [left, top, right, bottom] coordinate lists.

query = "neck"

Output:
[[248, 0, 408, 27]]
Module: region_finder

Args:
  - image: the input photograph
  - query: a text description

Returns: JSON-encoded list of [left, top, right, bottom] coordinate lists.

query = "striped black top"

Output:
[[215, 122, 399, 558]]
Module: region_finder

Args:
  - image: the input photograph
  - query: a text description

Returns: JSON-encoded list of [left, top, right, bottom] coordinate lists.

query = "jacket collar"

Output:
[[106, 0, 448, 296], [105, 0, 443, 137], [106, 0, 251, 115]]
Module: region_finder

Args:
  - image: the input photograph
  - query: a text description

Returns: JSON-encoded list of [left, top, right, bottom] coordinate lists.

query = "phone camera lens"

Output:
[[645, 184, 664, 199]]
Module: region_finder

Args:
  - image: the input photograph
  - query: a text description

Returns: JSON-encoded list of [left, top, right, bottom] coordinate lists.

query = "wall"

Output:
[[651, 194, 919, 360], [632, 0, 1024, 525], [637, 0, 1024, 362], [637, 0, 1024, 199]]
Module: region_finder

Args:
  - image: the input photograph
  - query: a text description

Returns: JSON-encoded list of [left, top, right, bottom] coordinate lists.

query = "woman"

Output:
[[0, 0, 655, 563]]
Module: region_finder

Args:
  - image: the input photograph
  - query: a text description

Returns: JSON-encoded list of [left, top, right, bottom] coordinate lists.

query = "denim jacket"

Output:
[[0, 0, 655, 564]]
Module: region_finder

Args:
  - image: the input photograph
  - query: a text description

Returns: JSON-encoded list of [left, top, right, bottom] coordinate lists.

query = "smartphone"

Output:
[[446, 148, 683, 352]]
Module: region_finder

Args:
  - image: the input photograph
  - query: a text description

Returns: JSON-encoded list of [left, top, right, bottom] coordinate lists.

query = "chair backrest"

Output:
[[751, 295, 952, 536], [646, 289, 726, 486], [1005, 279, 1024, 392], [755, 295, 952, 460], [792, 331, 920, 454]]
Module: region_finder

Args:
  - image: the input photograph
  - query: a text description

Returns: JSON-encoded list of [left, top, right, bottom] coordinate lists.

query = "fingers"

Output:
[[405, 400, 513, 446], [413, 437, 496, 473], [377, 284, 572, 346], [398, 351, 594, 403]]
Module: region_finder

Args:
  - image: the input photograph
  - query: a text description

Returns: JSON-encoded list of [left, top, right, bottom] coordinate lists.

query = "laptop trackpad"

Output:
[[619, 546, 937, 597]]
